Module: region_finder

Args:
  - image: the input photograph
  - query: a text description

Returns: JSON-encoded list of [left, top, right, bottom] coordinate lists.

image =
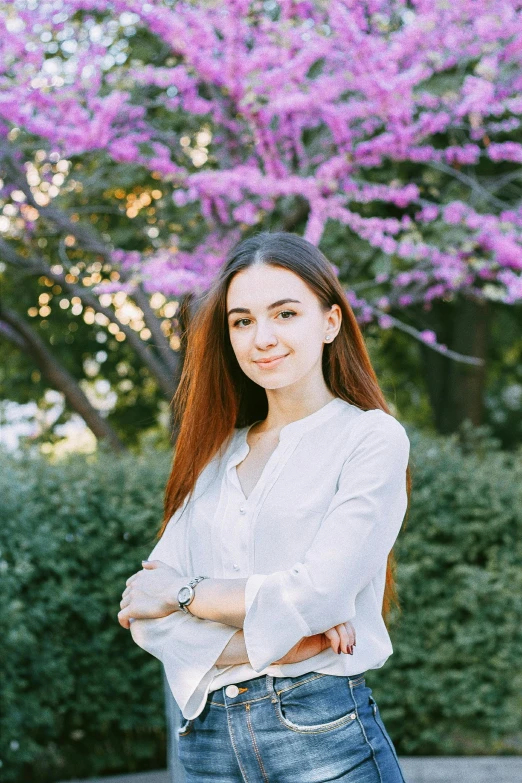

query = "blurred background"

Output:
[[1, 1, 521, 781]]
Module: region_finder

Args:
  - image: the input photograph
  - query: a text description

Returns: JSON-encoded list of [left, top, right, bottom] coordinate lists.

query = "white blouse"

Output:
[[130, 398, 410, 720]]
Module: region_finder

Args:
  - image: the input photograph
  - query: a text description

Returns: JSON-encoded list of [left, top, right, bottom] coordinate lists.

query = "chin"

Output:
[[260, 373, 302, 390]]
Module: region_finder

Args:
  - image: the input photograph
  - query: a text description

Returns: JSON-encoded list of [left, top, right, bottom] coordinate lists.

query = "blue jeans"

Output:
[[177, 670, 406, 782]]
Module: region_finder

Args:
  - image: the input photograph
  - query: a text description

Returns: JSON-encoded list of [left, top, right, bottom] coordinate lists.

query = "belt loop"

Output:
[[265, 674, 276, 700]]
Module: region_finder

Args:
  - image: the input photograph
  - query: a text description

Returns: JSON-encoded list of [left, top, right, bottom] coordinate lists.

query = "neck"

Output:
[[260, 385, 336, 433]]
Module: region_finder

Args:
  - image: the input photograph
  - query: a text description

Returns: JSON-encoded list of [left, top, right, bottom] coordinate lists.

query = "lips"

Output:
[[254, 354, 289, 367]]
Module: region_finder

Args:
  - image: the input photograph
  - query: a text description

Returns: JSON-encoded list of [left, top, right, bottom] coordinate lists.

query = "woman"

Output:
[[119, 231, 411, 782]]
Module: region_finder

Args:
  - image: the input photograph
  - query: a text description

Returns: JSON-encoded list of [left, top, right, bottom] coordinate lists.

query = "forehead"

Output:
[[226, 264, 314, 306]]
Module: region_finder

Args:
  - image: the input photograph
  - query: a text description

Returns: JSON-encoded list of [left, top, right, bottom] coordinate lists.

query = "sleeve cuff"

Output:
[[243, 573, 312, 671], [244, 573, 268, 613], [131, 612, 239, 720]]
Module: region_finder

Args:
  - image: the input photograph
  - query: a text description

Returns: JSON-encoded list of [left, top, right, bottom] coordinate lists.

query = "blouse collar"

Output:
[[226, 398, 350, 472], [240, 397, 349, 445]]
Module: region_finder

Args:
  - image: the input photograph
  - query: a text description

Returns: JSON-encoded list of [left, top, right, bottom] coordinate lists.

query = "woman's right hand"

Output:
[[272, 621, 356, 665]]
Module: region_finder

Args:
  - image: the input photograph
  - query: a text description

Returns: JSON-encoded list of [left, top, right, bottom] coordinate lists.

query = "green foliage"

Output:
[[369, 423, 522, 754], [0, 427, 521, 781], [0, 447, 171, 783]]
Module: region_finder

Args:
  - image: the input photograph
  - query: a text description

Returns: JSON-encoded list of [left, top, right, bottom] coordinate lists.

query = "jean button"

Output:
[[225, 685, 239, 698]]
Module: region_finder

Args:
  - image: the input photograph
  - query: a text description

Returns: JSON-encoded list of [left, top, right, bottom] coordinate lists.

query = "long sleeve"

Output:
[[243, 410, 410, 672], [129, 498, 239, 719], [131, 612, 239, 718]]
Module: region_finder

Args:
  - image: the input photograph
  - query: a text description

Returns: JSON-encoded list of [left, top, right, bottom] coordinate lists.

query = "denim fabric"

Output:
[[176, 670, 406, 782]]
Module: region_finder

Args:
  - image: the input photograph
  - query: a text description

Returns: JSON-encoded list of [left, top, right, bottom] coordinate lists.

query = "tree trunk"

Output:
[[0, 237, 177, 400], [418, 297, 491, 433], [0, 304, 126, 452]]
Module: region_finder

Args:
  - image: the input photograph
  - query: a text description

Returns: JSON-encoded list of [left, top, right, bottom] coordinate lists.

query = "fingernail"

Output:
[[142, 560, 150, 564], [337, 649, 341, 654]]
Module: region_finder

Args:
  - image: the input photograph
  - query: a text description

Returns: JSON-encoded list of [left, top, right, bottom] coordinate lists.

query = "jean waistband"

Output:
[[207, 670, 367, 707]]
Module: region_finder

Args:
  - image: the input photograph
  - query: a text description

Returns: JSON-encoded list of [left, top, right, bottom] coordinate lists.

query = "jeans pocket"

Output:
[[272, 673, 363, 734]]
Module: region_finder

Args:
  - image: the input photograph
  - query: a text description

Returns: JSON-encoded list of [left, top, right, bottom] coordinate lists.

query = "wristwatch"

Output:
[[177, 575, 209, 614]]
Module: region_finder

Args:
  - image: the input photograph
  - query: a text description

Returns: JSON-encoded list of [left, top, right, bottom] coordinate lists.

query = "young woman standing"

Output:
[[119, 231, 411, 782]]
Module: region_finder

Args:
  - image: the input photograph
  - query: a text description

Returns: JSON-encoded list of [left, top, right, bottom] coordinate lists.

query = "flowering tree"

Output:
[[1, 0, 522, 446]]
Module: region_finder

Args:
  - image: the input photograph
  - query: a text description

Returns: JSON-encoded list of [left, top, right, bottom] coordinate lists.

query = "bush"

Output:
[[1, 425, 521, 781], [369, 422, 522, 754], [0, 447, 171, 783]]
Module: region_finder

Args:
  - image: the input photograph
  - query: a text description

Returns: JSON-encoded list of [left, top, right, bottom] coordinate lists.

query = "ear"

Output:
[[325, 303, 342, 335]]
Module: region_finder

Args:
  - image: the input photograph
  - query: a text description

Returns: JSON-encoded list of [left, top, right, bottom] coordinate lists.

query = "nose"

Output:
[[253, 319, 278, 350]]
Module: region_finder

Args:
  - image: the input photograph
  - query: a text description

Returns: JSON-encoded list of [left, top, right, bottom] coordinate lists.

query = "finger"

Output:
[[324, 627, 341, 653], [142, 559, 165, 569], [336, 624, 352, 654], [121, 586, 131, 599], [120, 595, 131, 610], [125, 574, 138, 587], [350, 623, 357, 646], [118, 608, 131, 630], [343, 621, 356, 648]]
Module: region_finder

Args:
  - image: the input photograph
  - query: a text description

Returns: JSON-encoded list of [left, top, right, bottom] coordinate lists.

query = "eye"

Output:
[[231, 310, 296, 328]]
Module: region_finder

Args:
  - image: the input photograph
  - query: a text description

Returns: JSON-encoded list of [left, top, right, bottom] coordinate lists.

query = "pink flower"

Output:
[[419, 330, 437, 344], [378, 315, 393, 329], [443, 202, 468, 225]]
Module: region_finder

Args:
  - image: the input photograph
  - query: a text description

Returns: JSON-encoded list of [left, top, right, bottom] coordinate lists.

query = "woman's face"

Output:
[[226, 263, 341, 391]]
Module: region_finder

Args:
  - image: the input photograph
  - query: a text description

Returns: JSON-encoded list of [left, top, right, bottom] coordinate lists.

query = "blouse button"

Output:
[[239, 506, 246, 514], [233, 563, 240, 570]]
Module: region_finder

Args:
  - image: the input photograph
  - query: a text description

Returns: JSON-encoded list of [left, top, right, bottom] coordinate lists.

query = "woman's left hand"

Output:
[[118, 560, 184, 629]]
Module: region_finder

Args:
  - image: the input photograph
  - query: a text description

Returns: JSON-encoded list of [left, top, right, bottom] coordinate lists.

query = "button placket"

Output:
[[247, 437, 304, 573], [211, 436, 247, 578]]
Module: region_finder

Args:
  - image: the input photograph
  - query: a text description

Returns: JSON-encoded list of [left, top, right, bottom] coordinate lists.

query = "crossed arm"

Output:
[[119, 412, 408, 669], [118, 561, 248, 629], [118, 561, 356, 666]]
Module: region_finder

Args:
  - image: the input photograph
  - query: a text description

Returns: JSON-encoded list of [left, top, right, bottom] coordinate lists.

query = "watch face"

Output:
[[178, 586, 192, 604]]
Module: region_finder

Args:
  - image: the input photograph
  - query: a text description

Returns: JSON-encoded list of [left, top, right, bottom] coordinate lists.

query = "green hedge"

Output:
[[369, 423, 522, 754], [0, 448, 171, 783], [1, 425, 521, 781]]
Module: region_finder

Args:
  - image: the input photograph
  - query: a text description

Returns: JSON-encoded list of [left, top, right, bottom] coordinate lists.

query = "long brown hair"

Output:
[[161, 231, 412, 624]]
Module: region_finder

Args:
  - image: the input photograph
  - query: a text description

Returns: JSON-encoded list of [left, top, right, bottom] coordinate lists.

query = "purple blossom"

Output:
[[378, 315, 394, 329], [419, 330, 437, 344], [443, 202, 468, 225], [0, 0, 519, 317]]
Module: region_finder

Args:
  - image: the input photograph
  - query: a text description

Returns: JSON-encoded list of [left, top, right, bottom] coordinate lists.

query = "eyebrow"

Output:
[[227, 298, 302, 317]]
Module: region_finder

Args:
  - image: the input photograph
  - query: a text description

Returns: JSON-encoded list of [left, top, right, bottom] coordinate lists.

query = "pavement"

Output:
[[59, 757, 522, 783]]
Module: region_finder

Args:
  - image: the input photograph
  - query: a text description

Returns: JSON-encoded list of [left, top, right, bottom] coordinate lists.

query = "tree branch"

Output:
[[0, 238, 176, 398], [0, 302, 126, 451], [425, 161, 509, 210], [132, 285, 179, 377], [0, 144, 178, 380]]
